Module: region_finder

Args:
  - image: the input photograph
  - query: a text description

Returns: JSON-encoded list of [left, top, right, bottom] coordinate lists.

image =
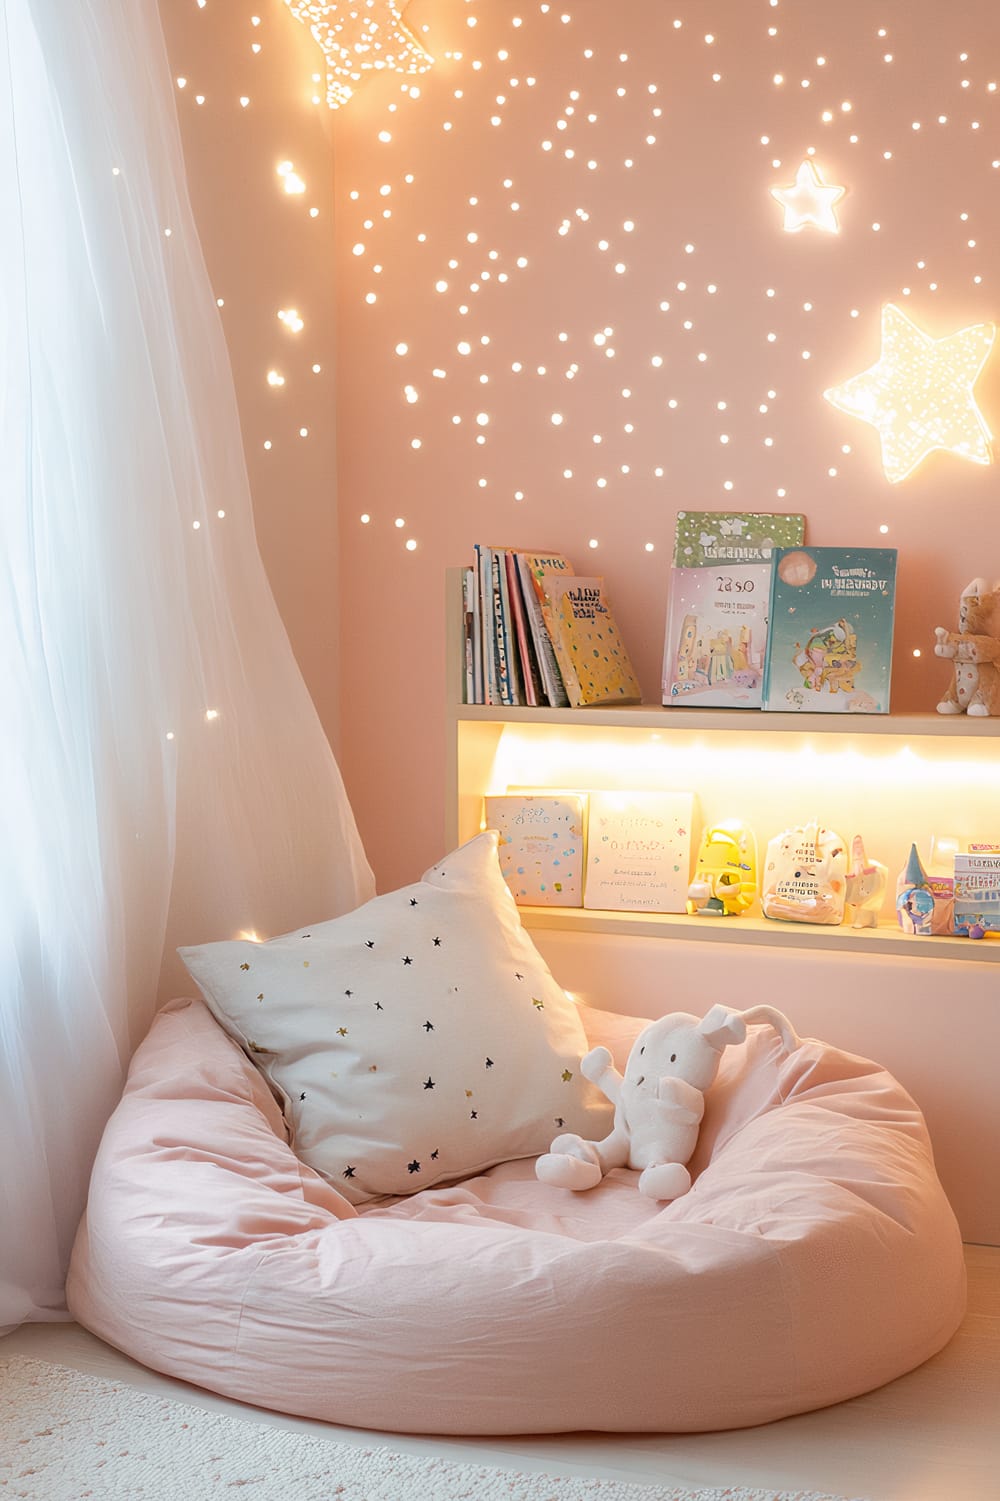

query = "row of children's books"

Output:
[[661, 513, 898, 714], [464, 519, 899, 715], [461, 548, 641, 708], [486, 790, 694, 912]]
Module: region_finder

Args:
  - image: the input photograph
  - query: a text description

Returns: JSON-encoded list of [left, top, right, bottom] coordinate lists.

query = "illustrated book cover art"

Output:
[[662, 511, 806, 708], [484, 793, 587, 906], [543, 575, 641, 707], [952, 850, 1000, 936], [583, 790, 696, 913], [762, 546, 898, 714]]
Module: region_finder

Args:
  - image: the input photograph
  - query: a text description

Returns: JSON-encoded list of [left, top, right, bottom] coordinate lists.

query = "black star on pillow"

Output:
[[423, 1077, 435, 1090], [485, 1057, 495, 1069], [423, 1020, 434, 1032], [402, 955, 413, 966], [408, 1159, 421, 1174], [343, 1165, 356, 1179]]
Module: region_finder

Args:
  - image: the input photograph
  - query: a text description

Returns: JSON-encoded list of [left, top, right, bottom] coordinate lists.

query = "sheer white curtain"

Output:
[[0, 0, 373, 1332]]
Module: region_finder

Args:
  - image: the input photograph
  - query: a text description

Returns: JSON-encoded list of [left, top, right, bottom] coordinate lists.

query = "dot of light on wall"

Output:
[[277, 160, 306, 193], [824, 303, 997, 483], [278, 308, 305, 332], [282, 0, 433, 110]]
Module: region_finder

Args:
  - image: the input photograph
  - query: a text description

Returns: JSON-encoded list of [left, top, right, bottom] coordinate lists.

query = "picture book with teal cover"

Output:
[[762, 547, 898, 713]]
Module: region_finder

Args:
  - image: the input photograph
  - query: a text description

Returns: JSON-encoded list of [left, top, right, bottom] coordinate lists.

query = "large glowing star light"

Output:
[[770, 159, 845, 234], [824, 304, 996, 485], [283, 0, 433, 109]]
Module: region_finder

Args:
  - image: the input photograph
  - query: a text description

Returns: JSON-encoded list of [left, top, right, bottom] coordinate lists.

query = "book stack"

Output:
[[462, 548, 640, 708]]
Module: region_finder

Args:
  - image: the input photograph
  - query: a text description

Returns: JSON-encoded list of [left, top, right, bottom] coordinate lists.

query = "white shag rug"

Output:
[[0, 1356, 864, 1501]]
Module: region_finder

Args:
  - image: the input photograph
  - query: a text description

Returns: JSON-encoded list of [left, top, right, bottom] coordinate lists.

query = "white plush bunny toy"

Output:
[[536, 1003, 799, 1201]]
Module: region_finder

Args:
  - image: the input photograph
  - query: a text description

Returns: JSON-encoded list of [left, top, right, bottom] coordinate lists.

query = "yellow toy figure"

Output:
[[687, 821, 758, 916]]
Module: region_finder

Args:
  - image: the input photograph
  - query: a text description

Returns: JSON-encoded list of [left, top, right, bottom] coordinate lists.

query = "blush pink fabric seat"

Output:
[[67, 997, 965, 1435]]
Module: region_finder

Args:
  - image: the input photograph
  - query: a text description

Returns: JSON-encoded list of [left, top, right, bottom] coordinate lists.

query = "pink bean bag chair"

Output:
[[67, 997, 965, 1435]]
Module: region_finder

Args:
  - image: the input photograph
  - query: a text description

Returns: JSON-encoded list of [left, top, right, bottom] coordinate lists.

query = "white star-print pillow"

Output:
[[179, 831, 611, 1203]]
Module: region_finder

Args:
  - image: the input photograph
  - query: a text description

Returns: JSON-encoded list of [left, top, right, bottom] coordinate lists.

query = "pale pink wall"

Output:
[[334, 0, 1000, 891], [159, 0, 342, 747]]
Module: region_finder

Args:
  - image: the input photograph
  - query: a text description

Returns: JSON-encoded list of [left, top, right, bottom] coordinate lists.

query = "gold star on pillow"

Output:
[[283, 0, 433, 109], [824, 303, 996, 484], [770, 158, 845, 234]]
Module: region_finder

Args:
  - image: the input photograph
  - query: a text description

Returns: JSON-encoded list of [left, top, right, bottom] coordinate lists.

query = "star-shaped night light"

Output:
[[770, 159, 845, 234], [824, 303, 996, 484], [283, 0, 433, 110]]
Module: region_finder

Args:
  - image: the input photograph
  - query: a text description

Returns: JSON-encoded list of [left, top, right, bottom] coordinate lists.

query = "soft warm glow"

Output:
[[283, 0, 433, 109], [770, 158, 845, 233], [277, 160, 306, 194], [824, 303, 996, 484], [473, 721, 995, 905]]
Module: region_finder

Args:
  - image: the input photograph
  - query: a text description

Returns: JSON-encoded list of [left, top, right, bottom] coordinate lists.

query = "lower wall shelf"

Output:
[[518, 905, 1000, 961]]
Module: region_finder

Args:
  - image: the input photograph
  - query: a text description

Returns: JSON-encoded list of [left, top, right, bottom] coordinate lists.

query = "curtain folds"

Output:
[[0, 0, 373, 1331]]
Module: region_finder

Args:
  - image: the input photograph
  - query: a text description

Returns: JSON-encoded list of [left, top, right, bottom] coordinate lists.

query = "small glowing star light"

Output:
[[824, 303, 996, 484], [282, 0, 433, 109], [770, 158, 845, 233]]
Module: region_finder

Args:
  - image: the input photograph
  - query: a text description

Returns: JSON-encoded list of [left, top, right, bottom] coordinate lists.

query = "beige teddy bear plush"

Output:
[[935, 579, 1000, 717]]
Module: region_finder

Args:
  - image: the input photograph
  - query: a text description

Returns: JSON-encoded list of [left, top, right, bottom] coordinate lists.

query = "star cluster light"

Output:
[[824, 303, 996, 483], [283, 0, 433, 109]]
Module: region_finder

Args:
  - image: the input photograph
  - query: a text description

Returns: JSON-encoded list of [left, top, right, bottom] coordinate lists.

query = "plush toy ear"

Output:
[[696, 1003, 747, 1052], [739, 1005, 801, 1052]]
